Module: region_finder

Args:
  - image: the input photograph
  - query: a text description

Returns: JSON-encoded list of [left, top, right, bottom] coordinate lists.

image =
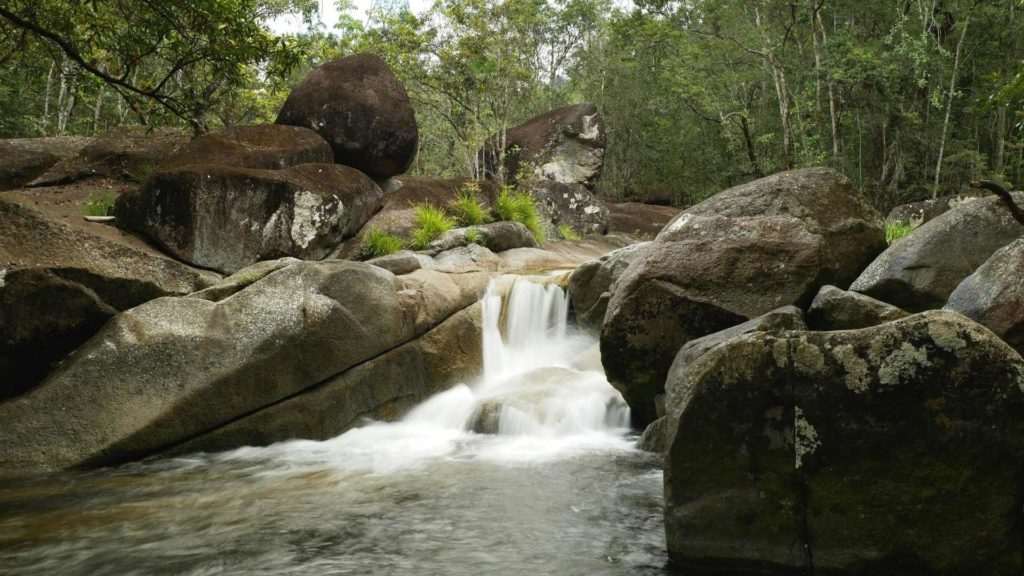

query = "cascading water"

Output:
[[0, 275, 664, 576]]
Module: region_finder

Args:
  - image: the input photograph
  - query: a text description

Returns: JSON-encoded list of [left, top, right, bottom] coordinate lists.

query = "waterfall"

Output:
[[403, 275, 630, 436]]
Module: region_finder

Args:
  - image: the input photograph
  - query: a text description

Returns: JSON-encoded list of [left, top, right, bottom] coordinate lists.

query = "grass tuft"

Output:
[[409, 203, 456, 250], [885, 220, 918, 244], [82, 193, 117, 217], [449, 182, 489, 226], [493, 186, 545, 243], [359, 228, 405, 259], [557, 223, 581, 241], [465, 227, 481, 245]]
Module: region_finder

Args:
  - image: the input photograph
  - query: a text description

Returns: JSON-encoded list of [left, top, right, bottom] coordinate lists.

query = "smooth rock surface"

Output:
[[0, 136, 88, 190], [30, 127, 188, 185], [567, 242, 650, 335], [427, 221, 539, 255], [851, 192, 1024, 311], [275, 53, 418, 178], [116, 163, 383, 273], [665, 311, 1024, 575], [158, 124, 333, 172], [946, 239, 1024, 355], [806, 284, 909, 330]]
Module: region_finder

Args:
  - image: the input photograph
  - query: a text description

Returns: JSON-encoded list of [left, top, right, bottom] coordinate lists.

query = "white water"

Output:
[[218, 274, 632, 474]]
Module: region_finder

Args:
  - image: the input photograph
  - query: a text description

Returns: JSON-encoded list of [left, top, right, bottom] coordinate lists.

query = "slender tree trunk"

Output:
[[816, 8, 842, 158], [755, 4, 793, 170], [92, 92, 103, 134], [810, 0, 826, 146], [42, 61, 54, 135], [933, 18, 969, 197]]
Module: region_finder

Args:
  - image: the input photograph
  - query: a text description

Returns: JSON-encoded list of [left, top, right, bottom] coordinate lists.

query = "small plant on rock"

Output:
[[465, 227, 481, 245], [885, 219, 919, 244], [82, 193, 117, 217], [410, 203, 456, 250], [493, 186, 545, 244], [360, 228, 405, 259], [557, 223, 581, 241], [450, 182, 489, 226]]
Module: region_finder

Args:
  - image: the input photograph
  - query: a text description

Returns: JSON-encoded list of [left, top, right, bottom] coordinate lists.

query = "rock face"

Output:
[[0, 260, 488, 472], [851, 192, 1024, 312], [116, 163, 383, 273], [0, 192, 217, 398], [885, 192, 984, 226], [276, 53, 418, 178], [606, 202, 681, 238], [528, 180, 609, 236], [484, 103, 605, 189], [946, 239, 1024, 355], [665, 311, 1024, 575], [426, 221, 539, 255], [806, 284, 909, 330], [0, 137, 87, 190], [601, 168, 884, 426], [158, 124, 333, 172], [567, 242, 650, 335], [29, 127, 188, 185]]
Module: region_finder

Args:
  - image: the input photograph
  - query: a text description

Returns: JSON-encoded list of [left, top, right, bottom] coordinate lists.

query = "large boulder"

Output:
[[601, 168, 885, 426], [0, 260, 489, 472], [851, 192, 1024, 311], [528, 180, 609, 237], [29, 126, 188, 185], [0, 190, 217, 399], [567, 242, 650, 335], [426, 221, 539, 255], [115, 163, 384, 273], [0, 136, 87, 190], [946, 239, 1024, 356], [275, 53, 418, 178], [806, 284, 909, 330], [885, 193, 983, 227], [483, 103, 605, 189], [158, 124, 333, 172], [606, 201, 682, 238], [665, 311, 1024, 575]]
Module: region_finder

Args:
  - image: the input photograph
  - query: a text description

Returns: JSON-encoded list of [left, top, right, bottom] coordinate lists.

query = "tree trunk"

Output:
[[933, 18, 969, 197]]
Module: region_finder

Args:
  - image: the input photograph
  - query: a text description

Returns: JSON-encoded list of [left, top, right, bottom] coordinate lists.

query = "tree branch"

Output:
[[970, 180, 1024, 226]]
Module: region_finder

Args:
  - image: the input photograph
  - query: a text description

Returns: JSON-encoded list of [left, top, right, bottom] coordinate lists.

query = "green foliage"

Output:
[[885, 220, 919, 244], [409, 203, 456, 250], [557, 223, 581, 241], [359, 228, 405, 259], [465, 227, 481, 245], [449, 182, 489, 226], [82, 193, 116, 217], [493, 187, 545, 243]]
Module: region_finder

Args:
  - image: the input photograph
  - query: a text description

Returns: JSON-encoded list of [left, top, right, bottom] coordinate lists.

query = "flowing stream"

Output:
[[0, 275, 667, 575]]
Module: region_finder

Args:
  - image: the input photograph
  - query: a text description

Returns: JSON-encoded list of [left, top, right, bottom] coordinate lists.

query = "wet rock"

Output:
[[665, 311, 1024, 575], [946, 239, 1024, 356], [0, 260, 493, 472], [637, 416, 668, 454], [851, 192, 1024, 312], [567, 242, 650, 336], [0, 192, 216, 398], [806, 284, 909, 330], [482, 103, 605, 189], [158, 124, 333, 172], [276, 53, 418, 178], [30, 126, 188, 185], [601, 168, 884, 426], [115, 163, 383, 273], [0, 136, 88, 190]]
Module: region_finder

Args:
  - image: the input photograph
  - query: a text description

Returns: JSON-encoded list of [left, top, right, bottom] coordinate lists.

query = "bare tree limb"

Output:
[[970, 180, 1024, 227]]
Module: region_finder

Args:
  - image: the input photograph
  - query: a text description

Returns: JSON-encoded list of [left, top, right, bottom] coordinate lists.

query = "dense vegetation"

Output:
[[2, 0, 1022, 209]]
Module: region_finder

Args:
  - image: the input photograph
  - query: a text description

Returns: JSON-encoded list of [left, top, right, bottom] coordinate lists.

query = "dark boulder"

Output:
[[601, 168, 884, 426], [483, 103, 605, 189], [29, 126, 188, 185], [946, 239, 1024, 356], [0, 191, 217, 398], [885, 193, 984, 227], [851, 192, 1024, 312], [115, 163, 384, 273], [606, 201, 682, 238], [567, 242, 650, 336], [276, 53, 418, 178], [806, 284, 909, 330], [528, 180, 609, 237], [158, 124, 333, 172], [664, 311, 1024, 575], [0, 136, 87, 190]]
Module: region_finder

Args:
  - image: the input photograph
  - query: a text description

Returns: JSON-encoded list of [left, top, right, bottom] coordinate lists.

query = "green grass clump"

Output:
[[82, 193, 117, 217], [410, 203, 456, 250], [493, 187, 545, 243], [465, 228, 481, 245], [557, 223, 581, 241], [885, 220, 918, 244], [359, 228, 405, 259], [449, 183, 489, 226]]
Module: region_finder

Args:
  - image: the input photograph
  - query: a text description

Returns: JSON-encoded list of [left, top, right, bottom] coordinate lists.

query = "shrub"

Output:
[[557, 223, 581, 241], [409, 203, 456, 250], [493, 187, 545, 243], [885, 220, 918, 244], [82, 193, 117, 217], [449, 182, 489, 226], [359, 228, 405, 259]]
